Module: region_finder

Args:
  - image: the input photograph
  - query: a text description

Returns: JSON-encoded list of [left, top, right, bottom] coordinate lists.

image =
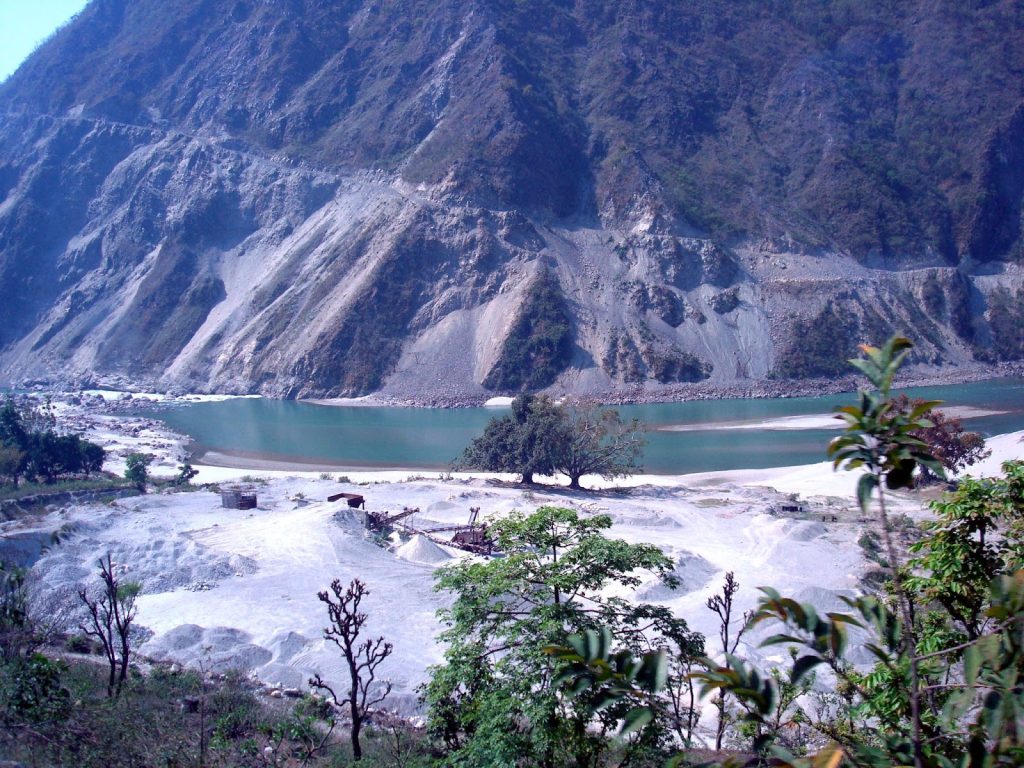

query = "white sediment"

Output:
[[12, 391, 1023, 723]]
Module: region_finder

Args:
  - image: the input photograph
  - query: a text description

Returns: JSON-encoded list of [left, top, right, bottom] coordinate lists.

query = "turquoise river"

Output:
[[147, 378, 1024, 475]]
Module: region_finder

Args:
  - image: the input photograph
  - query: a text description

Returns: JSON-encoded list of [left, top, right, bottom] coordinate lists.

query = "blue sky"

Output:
[[0, 0, 90, 82]]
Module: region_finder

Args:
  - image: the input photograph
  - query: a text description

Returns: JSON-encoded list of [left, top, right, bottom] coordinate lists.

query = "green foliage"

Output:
[[454, 394, 565, 483], [986, 287, 1024, 360], [772, 303, 860, 379], [124, 452, 154, 491], [0, 652, 70, 725], [0, 397, 105, 485], [555, 337, 1024, 766], [0, 647, 436, 767], [455, 394, 645, 488], [642, 347, 711, 384], [828, 336, 944, 511], [0, 445, 24, 488], [579, 507, 1024, 766], [0, 476, 132, 503], [890, 394, 990, 479], [175, 462, 199, 485], [425, 506, 701, 767], [545, 627, 668, 739], [0, 564, 31, 663], [483, 270, 574, 392], [556, 404, 645, 489], [906, 461, 1024, 640]]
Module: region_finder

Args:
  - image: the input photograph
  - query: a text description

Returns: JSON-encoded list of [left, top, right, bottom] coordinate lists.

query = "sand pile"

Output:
[[395, 535, 452, 565], [636, 550, 718, 601]]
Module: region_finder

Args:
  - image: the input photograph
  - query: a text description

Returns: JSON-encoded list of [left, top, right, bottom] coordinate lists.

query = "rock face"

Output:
[[0, 0, 1022, 399]]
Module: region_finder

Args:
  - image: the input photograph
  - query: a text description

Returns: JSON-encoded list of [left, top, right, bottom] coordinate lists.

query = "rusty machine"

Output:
[[421, 507, 495, 555], [328, 490, 497, 555]]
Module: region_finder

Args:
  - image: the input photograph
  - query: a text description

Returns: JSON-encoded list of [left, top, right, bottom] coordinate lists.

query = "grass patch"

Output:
[[0, 476, 134, 503], [0, 655, 432, 767]]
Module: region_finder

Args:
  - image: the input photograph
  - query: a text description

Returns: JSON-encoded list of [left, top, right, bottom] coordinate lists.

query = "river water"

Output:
[[147, 378, 1024, 475]]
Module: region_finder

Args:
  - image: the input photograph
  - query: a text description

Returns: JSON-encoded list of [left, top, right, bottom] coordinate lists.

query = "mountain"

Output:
[[0, 0, 1022, 401]]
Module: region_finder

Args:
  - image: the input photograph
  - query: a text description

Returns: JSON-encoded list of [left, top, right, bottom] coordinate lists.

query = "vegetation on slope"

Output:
[[2, 1, 1022, 262], [771, 302, 859, 379], [483, 270, 574, 392]]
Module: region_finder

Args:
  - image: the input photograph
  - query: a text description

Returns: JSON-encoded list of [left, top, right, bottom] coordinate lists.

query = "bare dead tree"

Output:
[[706, 571, 753, 751], [309, 578, 393, 761], [78, 553, 140, 698]]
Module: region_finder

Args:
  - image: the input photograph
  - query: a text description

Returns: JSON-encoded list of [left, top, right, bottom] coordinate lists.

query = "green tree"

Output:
[[0, 445, 25, 488], [424, 506, 702, 767], [0, 398, 104, 484], [454, 394, 564, 483], [0, 398, 27, 448], [455, 396, 645, 488], [80, 441, 105, 476], [553, 404, 645, 490], [906, 461, 1024, 640], [482, 269, 574, 392], [559, 459, 1024, 767], [827, 336, 943, 768], [563, 338, 1024, 767], [175, 463, 199, 485], [124, 452, 153, 491]]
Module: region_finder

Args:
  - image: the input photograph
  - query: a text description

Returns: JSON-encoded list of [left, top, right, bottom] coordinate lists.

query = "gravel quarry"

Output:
[[5, 393, 1022, 722], [20, 467, 908, 715]]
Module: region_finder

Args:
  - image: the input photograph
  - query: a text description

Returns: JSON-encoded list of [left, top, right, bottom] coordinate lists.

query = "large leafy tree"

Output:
[[553, 404, 645, 490], [455, 395, 645, 488], [454, 394, 565, 483], [424, 506, 702, 767]]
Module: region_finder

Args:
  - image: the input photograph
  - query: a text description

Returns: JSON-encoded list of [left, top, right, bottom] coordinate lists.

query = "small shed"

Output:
[[328, 492, 366, 509], [221, 488, 257, 510]]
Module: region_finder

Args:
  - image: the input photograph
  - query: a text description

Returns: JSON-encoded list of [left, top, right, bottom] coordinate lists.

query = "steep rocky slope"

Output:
[[0, 0, 1022, 400]]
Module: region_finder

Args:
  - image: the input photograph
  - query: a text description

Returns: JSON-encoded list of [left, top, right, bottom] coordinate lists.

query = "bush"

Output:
[[64, 634, 95, 654], [1, 653, 70, 724], [124, 453, 153, 491]]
